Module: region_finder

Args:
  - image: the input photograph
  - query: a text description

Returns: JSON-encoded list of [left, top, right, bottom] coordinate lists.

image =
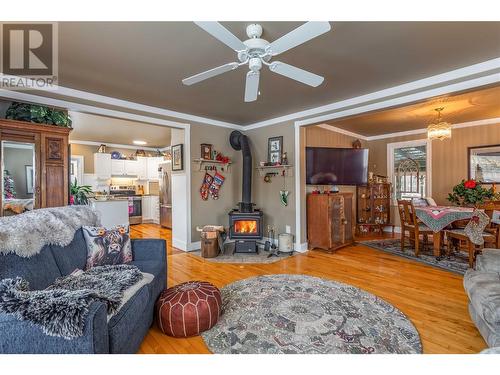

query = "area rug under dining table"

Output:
[[360, 238, 469, 274]]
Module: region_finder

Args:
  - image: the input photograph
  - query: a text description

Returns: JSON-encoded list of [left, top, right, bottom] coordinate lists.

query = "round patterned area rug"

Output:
[[201, 274, 422, 354]]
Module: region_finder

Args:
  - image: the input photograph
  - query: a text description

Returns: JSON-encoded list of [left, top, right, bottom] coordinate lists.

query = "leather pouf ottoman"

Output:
[[156, 281, 222, 337]]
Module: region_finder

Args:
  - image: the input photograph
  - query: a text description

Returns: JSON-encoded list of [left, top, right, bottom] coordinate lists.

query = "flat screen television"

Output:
[[306, 147, 369, 186]]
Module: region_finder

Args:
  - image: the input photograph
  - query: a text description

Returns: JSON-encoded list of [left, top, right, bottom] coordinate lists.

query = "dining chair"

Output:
[[445, 209, 500, 268], [397, 199, 434, 257]]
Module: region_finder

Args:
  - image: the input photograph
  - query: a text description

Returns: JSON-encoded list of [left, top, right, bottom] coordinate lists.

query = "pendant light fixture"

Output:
[[427, 107, 452, 141]]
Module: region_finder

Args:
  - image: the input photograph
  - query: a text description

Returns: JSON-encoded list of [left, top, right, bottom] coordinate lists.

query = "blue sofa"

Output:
[[0, 228, 166, 354]]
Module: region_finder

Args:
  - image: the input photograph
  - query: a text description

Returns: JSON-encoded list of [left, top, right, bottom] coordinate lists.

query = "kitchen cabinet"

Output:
[[142, 195, 160, 224], [111, 159, 138, 177], [111, 159, 125, 175], [125, 160, 138, 176], [93, 153, 161, 179], [147, 157, 163, 180], [137, 157, 148, 180], [94, 153, 112, 179]]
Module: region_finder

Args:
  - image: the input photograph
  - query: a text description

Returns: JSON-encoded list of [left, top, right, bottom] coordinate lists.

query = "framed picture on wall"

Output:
[[172, 144, 184, 171], [468, 144, 500, 183], [268, 136, 283, 164], [200, 143, 212, 160]]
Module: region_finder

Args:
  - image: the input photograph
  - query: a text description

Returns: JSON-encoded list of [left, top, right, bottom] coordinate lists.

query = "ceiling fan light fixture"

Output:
[[427, 107, 452, 141], [184, 22, 331, 102]]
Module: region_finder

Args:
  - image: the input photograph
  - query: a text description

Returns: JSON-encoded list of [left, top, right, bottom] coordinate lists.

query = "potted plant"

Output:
[[70, 180, 92, 205], [447, 179, 494, 206], [5, 102, 72, 128]]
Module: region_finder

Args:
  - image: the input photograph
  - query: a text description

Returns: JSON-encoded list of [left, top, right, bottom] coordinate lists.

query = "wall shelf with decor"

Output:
[[192, 158, 232, 172], [256, 164, 293, 177]]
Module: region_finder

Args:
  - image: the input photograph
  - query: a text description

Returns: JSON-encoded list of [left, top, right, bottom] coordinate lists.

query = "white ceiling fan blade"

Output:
[[182, 62, 239, 86], [244, 71, 260, 102], [267, 22, 331, 56], [195, 22, 248, 52], [269, 62, 324, 87]]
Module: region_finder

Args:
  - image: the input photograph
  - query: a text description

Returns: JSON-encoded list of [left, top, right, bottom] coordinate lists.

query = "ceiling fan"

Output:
[[182, 22, 331, 102]]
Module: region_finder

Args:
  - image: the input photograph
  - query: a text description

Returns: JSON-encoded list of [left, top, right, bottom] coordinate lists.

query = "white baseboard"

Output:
[[172, 238, 189, 251], [188, 241, 201, 251], [294, 242, 308, 253]]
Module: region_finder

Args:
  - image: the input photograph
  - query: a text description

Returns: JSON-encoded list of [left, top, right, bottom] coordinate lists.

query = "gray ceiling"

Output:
[[56, 22, 500, 125]]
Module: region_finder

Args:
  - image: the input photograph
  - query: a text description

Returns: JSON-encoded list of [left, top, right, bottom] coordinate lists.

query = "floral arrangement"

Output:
[[447, 179, 494, 206]]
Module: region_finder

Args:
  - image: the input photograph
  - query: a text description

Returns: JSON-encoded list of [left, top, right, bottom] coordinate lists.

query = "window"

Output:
[[387, 140, 431, 203]]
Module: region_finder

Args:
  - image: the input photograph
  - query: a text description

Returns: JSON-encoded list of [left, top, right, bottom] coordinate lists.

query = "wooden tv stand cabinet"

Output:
[[307, 192, 354, 252]]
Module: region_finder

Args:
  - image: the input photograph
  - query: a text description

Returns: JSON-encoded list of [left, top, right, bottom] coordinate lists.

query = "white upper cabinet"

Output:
[[94, 153, 112, 179], [147, 157, 163, 180], [94, 153, 161, 179], [111, 159, 126, 176], [137, 157, 148, 180], [125, 160, 138, 176]]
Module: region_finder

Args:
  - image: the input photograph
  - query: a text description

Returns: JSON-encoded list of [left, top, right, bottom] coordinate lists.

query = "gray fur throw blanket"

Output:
[[0, 265, 143, 339], [0, 205, 100, 258]]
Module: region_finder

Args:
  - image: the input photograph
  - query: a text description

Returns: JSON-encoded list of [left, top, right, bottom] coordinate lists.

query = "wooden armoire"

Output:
[[307, 192, 354, 252], [0, 119, 71, 215]]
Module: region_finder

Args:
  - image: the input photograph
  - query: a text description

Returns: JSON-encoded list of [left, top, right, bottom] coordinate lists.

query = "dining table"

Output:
[[414, 205, 476, 257]]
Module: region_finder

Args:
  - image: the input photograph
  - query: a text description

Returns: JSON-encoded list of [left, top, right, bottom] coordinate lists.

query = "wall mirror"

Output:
[[1, 140, 36, 216], [468, 144, 500, 184]]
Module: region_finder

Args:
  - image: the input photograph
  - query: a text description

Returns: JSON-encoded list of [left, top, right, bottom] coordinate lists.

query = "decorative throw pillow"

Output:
[[82, 225, 133, 269]]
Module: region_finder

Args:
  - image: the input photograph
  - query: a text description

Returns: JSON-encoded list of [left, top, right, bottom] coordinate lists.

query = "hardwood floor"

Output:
[[130, 223, 487, 354]]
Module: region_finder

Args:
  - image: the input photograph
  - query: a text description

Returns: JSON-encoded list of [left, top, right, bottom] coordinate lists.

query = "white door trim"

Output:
[[386, 138, 432, 202]]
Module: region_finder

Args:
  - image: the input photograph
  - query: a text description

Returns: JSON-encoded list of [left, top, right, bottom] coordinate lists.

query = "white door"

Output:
[[387, 139, 432, 203]]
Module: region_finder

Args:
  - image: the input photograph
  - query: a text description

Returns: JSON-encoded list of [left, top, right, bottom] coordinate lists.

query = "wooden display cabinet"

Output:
[[307, 192, 354, 252], [356, 183, 394, 236]]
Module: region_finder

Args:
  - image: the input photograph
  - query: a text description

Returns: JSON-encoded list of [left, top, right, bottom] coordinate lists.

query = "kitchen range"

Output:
[[109, 185, 143, 224]]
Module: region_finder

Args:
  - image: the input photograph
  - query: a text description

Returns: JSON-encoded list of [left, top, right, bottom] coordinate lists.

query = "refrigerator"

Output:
[[159, 162, 172, 228]]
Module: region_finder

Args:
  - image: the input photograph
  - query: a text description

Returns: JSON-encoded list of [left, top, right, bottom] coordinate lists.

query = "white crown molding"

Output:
[[0, 74, 242, 130], [316, 124, 368, 140], [69, 139, 166, 151], [246, 57, 500, 130], [316, 117, 500, 141]]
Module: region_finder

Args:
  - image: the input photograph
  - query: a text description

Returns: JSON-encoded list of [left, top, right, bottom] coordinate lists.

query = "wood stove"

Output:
[[228, 130, 263, 253], [229, 209, 263, 253]]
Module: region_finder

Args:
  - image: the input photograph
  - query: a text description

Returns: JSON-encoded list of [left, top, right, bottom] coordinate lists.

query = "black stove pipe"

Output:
[[229, 130, 253, 212]]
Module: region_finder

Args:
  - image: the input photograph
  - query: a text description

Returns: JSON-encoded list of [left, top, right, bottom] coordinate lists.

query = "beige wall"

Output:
[[70, 143, 158, 174], [189, 123, 242, 242], [246, 121, 296, 236]]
